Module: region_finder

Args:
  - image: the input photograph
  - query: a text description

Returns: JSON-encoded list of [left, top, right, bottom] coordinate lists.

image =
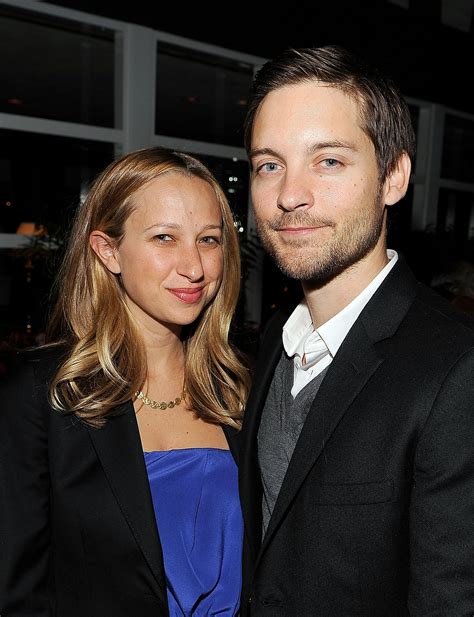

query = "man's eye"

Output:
[[257, 162, 281, 173], [323, 158, 340, 168]]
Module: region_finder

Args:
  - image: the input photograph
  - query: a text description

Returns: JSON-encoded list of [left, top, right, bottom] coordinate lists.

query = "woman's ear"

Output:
[[384, 152, 411, 207], [89, 231, 121, 274]]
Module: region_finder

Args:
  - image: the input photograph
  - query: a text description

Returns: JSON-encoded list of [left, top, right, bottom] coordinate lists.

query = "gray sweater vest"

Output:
[[258, 350, 328, 535]]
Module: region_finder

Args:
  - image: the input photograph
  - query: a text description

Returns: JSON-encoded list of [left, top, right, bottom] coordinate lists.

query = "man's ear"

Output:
[[384, 152, 411, 207], [89, 231, 121, 274]]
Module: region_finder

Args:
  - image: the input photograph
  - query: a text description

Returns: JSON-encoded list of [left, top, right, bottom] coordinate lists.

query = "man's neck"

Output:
[[303, 246, 389, 328]]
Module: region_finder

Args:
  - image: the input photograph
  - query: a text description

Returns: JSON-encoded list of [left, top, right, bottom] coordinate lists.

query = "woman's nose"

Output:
[[176, 245, 205, 281]]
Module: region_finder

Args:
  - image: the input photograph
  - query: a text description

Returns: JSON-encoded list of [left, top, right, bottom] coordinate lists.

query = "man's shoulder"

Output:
[[260, 308, 292, 340], [368, 256, 474, 349], [413, 282, 474, 341], [249, 309, 289, 379]]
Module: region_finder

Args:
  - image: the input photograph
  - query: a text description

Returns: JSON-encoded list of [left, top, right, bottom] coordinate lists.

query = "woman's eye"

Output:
[[153, 234, 173, 242], [200, 236, 221, 245]]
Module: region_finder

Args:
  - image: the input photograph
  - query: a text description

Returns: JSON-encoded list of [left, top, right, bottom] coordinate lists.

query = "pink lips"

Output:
[[281, 226, 316, 233], [168, 287, 204, 304], [278, 226, 327, 235]]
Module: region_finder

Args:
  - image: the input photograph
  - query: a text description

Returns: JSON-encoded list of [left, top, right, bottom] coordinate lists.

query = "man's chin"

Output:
[[274, 250, 358, 288]]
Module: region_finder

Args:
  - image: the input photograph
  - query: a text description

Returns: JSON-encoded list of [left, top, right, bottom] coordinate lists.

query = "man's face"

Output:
[[249, 81, 389, 284]]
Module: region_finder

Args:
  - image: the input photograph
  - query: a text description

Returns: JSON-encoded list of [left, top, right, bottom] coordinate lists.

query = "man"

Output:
[[239, 45, 474, 616]]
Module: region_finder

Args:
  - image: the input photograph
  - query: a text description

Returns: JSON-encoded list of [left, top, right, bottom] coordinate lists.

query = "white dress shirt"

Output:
[[282, 250, 399, 398]]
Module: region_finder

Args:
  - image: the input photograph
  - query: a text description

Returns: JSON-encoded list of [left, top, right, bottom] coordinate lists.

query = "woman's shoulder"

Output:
[[22, 342, 68, 365], [0, 344, 68, 430], [1, 342, 68, 389]]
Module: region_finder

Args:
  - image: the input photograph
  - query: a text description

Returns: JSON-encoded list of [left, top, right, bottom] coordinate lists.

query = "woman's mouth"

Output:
[[168, 287, 204, 304]]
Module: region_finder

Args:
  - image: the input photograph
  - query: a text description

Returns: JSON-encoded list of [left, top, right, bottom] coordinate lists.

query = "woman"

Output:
[[0, 147, 250, 616]]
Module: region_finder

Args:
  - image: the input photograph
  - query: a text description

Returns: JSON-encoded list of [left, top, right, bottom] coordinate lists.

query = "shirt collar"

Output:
[[282, 250, 398, 358]]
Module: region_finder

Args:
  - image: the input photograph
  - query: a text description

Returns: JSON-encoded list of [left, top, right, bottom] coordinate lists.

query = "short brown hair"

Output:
[[244, 45, 416, 182]]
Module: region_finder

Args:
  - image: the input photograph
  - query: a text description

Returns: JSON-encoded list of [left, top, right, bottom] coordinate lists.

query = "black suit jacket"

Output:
[[239, 258, 474, 617], [0, 347, 239, 616]]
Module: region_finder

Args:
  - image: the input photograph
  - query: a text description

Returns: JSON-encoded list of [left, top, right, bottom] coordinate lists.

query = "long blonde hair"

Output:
[[47, 147, 249, 428]]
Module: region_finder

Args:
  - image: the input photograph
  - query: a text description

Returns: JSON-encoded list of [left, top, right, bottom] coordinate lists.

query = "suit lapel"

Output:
[[239, 311, 287, 560], [257, 257, 420, 562], [87, 402, 166, 602], [223, 423, 240, 463], [260, 319, 382, 555]]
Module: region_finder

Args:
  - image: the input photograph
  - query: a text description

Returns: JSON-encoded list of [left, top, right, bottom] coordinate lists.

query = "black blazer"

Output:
[[238, 258, 474, 617], [0, 348, 239, 616]]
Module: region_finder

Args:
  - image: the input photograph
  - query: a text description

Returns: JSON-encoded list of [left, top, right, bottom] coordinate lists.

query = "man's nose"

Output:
[[276, 171, 314, 212]]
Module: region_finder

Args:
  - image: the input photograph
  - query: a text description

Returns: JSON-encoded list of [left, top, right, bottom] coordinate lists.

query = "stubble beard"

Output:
[[255, 194, 386, 287]]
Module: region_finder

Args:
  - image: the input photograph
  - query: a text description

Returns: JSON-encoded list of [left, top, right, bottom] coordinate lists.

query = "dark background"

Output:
[[1, 0, 473, 370], [47, 0, 474, 115]]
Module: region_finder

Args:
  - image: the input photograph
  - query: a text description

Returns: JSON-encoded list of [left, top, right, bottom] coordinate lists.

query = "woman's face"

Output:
[[101, 172, 224, 335]]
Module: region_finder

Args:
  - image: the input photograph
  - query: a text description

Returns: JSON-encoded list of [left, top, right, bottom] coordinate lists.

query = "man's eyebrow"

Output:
[[249, 141, 357, 161], [307, 140, 357, 154], [248, 147, 281, 160]]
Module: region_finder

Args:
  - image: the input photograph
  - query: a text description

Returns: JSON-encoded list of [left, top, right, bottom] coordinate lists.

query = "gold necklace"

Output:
[[135, 387, 185, 410]]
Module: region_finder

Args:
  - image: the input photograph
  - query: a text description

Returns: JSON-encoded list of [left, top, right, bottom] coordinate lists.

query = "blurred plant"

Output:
[[3, 222, 67, 343], [238, 227, 261, 281], [8, 222, 65, 273]]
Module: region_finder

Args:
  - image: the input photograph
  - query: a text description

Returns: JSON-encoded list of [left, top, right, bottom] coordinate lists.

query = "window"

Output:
[[0, 129, 115, 340], [156, 43, 253, 146], [442, 114, 474, 183], [0, 6, 115, 127]]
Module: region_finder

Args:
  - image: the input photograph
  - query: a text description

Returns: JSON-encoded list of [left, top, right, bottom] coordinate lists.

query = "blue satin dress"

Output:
[[144, 448, 243, 616]]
